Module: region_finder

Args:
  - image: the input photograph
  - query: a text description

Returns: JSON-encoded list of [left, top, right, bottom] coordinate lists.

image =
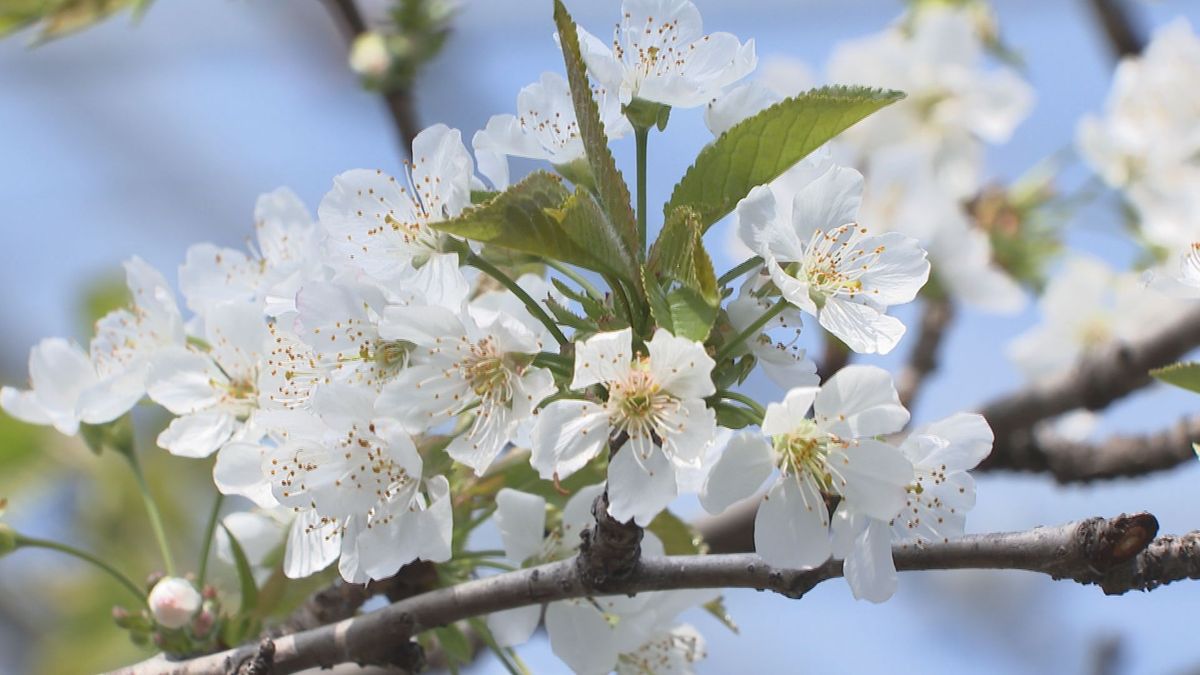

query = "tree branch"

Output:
[[322, 0, 421, 156], [896, 296, 955, 410], [111, 513, 1200, 675], [1087, 0, 1145, 60], [980, 304, 1200, 475]]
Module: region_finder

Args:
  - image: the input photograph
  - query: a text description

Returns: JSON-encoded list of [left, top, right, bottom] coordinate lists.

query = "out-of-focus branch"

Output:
[[112, 513, 1200, 675], [1087, 0, 1145, 60], [896, 297, 955, 410], [979, 304, 1200, 474], [816, 331, 851, 382], [323, 0, 422, 156]]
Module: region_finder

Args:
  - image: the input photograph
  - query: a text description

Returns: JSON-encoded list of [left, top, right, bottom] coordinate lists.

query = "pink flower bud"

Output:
[[148, 577, 202, 630]]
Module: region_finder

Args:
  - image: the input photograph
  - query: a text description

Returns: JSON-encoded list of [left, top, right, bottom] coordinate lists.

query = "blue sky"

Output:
[[2, 1, 1200, 673]]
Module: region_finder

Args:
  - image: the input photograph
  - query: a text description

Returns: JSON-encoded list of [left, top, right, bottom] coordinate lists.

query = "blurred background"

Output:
[[2, 0, 1200, 673]]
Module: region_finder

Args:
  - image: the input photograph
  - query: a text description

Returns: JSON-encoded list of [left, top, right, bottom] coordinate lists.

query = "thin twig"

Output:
[[896, 297, 954, 411], [112, 513, 1199, 675], [1087, 0, 1145, 60]]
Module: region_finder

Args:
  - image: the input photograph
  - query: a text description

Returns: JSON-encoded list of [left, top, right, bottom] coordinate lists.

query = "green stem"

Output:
[[635, 126, 649, 253], [16, 535, 146, 604], [715, 299, 788, 363], [123, 448, 176, 576], [544, 259, 604, 302], [469, 617, 531, 675], [533, 352, 573, 378], [605, 274, 637, 330], [718, 256, 763, 287], [466, 250, 568, 345], [196, 493, 225, 588], [719, 390, 767, 419]]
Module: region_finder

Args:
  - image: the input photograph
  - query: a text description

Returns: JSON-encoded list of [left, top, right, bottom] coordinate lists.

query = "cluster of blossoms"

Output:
[[2, 0, 1006, 670], [1079, 19, 1200, 253]]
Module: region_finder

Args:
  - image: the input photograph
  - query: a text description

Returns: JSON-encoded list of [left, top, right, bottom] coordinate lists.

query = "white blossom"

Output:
[[576, 0, 756, 110], [473, 72, 632, 190], [1008, 257, 1179, 381], [700, 366, 913, 573], [736, 161, 930, 354], [532, 328, 716, 525], [319, 124, 473, 281], [1147, 242, 1200, 299], [725, 285, 818, 389]]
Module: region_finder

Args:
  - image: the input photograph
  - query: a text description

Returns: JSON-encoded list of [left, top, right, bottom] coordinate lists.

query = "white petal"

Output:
[[571, 328, 633, 390], [157, 411, 236, 458], [706, 81, 780, 136], [495, 489, 547, 563], [817, 297, 906, 355], [546, 600, 620, 675], [0, 387, 51, 426], [754, 475, 831, 569], [646, 330, 715, 398], [761, 387, 818, 437], [530, 400, 610, 480], [213, 441, 278, 508], [905, 413, 992, 471], [791, 165, 863, 237], [700, 431, 774, 515], [146, 347, 221, 415], [815, 365, 908, 438], [607, 445, 677, 526], [418, 475, 454, 563], [411, 124, 474, 219], [854, 233, 930, 306], [487, 605, 542, 648], [830, 439, 913, 521], [843, 515, 898, 603], [284, 510, 340, 579]]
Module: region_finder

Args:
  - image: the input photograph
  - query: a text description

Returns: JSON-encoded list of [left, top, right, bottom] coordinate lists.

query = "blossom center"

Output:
[[788, 224, 881, 306], [774, 419, 838, 491], [460, 337, 516, 403]]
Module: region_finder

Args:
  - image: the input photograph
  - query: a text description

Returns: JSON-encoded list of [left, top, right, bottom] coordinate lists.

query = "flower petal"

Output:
[[700, 431, 775, 515], [753, 475, 831, 569]]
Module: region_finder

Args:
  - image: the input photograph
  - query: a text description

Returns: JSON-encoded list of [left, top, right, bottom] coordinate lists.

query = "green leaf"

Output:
[[433, 625, 472, 665], [219, 524, 259, 614], [644, 207, 720, 341], [703, 597, 739, 634], [646, 509, 707, 555], [551, 188, 640, 286], [1150, 361, 1200, 394], [665, 86, 905, 230], [552, 0, 639, 256], [664, 286, 718, 342], [712, 400, 760, 430]]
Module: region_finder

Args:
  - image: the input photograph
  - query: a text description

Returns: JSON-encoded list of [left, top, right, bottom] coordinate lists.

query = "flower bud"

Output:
[[349, 32, 392, 78], [148, 577, 202, 630]]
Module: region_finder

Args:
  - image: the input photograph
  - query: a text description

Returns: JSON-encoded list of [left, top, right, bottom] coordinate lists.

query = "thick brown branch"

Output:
[[113, 514, 1197, 675], [980, 304, 1200, 475], [1087, 0, 1145, 60], [896, 297, 955, 410]]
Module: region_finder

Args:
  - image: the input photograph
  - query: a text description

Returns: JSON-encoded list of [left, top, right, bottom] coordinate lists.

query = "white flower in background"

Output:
[[486, 486, 713, 674], [532, 328, 716, 525], [147, 301, 269, 458], [1008, 257, 1180, 381], [725, 286, 818, 389], [349, 32, 392, 78], [576, 0, 756, 110], [148, 577, 202, 630], [704, 55, 811, 137], [736, 161, 930, 354], [2, 257, 186, 434], [828, 4, 1033, 197], [263, 385, 451, 582], [374, 301, 555, 474], [473, 72, 633, 190], [1147, 242, 1200, 299], [319, 124, 473, 281], [700, 366, 913, 571], [860, 145, 1024, 313], [830, 413, 992, 602], [216, 510, 288, 584], [180, 188, 323, 321]]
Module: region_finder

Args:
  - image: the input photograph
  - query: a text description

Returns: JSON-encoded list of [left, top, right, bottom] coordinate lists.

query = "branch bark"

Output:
[[980, 304, 1200, 475], [1087, 0, 1145, 60], [896, 297, 954, 410], [112, 513, 1200, 675]]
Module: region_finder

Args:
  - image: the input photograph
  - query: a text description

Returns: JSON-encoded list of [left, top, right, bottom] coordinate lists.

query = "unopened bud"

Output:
[[148, 577, 202, 630], [191, 608, 215, 638], [202, 584, 218, 600], [112, 606, 131, 626], [349, 32, 392, 78]]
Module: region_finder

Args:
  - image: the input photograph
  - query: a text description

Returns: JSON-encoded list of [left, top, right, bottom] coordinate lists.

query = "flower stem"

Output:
[[16, 535, 146, 604], [533, 352, 573, 377], [196, 493, 225, 588], [718, 256, 763, 287], [635, 126, 649, 254], [466, 250, 568, 345], [544, 259, 604, 303], [719, 390, 767, 420], [715, 299, 788, 363], [123, 449, 176, 576]]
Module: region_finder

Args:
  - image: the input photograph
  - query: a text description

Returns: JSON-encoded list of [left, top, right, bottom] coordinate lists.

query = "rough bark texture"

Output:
[[575, 489, 643, 591], [112, 514, 1198, 675]]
